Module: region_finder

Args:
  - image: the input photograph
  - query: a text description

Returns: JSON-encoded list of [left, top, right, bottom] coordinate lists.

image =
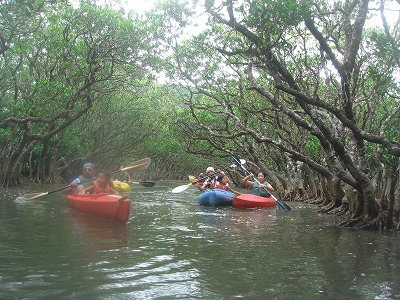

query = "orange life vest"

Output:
[[91, 180, 111, 193]]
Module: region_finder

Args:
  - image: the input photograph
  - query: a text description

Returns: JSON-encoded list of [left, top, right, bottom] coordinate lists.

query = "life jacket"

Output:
[[215, 181, 228, 190], [251, 181, 271, 197], [203, 178, 215, 189], [91, 180, 111, 193]]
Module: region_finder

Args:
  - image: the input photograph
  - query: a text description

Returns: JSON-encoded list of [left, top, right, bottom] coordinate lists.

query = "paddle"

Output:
[[172, 173, 211, 193], [28, 158, 151, 199], [171, 160, 246, 193], [188, 175, 197, 183], [131, 181, 156, 187], [230, 154, 292, 210]]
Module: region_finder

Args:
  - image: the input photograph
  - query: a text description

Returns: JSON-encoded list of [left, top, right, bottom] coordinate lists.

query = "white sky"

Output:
[[122, 0, 158, 13]]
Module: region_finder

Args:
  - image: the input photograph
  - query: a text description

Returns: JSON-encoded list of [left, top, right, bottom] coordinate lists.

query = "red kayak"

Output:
[[66, 193, 132, 224], [233, 194, 277, 209]]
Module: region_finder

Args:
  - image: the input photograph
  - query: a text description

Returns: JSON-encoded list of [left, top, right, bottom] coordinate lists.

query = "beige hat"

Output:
[[206, 167, 214, 172]]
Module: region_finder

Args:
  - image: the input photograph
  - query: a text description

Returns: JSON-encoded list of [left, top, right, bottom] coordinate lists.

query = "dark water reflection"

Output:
[[1, 183, 399, 299]]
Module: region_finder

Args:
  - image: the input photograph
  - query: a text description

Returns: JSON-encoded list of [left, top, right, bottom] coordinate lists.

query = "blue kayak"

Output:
[[197, 189, 235, 207]]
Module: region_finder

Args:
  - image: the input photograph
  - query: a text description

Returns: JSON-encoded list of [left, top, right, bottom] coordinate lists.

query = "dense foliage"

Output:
[[1, 0, 399, 229], [149, 0, 400, 229], [0, 0, 204, 186]]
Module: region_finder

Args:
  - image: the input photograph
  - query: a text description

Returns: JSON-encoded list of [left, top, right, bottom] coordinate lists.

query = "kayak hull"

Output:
[[197, 189, 234, 207], [233, 194, 277, 209], [113, 180, 132, 192], [66, 193, 132, 224]]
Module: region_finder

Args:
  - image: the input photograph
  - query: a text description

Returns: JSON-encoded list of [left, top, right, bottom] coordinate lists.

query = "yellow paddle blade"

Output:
[[188, 176, 198, 183]]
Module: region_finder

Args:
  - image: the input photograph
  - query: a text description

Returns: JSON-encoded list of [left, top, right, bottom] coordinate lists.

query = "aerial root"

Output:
[[338, 215, 384, 230]]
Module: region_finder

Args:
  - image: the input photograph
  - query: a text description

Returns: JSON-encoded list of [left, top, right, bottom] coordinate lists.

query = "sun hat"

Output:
[[206, 167, 214, 172]]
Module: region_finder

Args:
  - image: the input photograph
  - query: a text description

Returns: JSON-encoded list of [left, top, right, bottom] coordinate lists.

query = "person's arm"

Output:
[[242, 174, 254, 187], [109, 186, 119, 194], [267, 183, 275, 192], [260, 182, 275, 192], [109, 179, 115, 189], [64, 179, 79, 195], [199, 181, 208, 191], [226, 185, 241, 195], [84, 184, 95, 194], [196, 183, 204, 191], [125, 172, 131, 182]]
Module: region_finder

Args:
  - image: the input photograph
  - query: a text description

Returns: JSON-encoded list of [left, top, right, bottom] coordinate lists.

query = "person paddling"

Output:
[[199, 167, 217, 191], [64, 163, 96, 195], [114, 166, 131, 182], [242, 171, 275, 197], [199, 167, 232, 191]]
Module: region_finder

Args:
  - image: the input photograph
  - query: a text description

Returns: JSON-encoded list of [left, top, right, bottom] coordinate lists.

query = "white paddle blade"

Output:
[[123, 158, 151, 172], [240, 159, 246, 165], [172, 184, 191, 193]]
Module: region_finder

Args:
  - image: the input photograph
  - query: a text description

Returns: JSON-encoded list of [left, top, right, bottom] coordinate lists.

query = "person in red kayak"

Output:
[[64, 163, 96, 195], [84, 172, 119, 194], [242, 171, 275, 197]]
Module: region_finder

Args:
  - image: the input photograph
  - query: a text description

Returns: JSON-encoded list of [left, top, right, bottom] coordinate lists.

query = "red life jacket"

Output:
[[204, 179, 215, 189], [215, 181, 228, 190]]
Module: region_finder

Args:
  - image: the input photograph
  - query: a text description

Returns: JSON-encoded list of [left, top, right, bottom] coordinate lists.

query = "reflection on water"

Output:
[[68, 210, 128, 250], [1, 182, 400, 299]]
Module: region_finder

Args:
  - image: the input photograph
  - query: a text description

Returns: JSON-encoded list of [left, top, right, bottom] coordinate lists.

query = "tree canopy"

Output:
[[1, 0, 399, 229], [149, 0, 400, 229]]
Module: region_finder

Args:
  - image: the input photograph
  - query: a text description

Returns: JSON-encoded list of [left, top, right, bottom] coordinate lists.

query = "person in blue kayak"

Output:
[[242, 171, 275, 197], [215, 174, 241, 195], [198, 167, 216, 190], [199, 167, 232, 191], [63, 163, 96, 195]]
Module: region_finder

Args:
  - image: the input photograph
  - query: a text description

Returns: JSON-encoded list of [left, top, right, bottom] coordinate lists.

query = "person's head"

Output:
[[82, 163, 95, 178], [96, 172, 111, 186], [256, 171, 266, 182], [217, 174, 229, 184], [221, 175, 229, 184], [206, 167, 215, 176]]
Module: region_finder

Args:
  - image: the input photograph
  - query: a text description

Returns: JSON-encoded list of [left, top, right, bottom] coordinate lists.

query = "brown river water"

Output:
[[1, 182, 400, 299]]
